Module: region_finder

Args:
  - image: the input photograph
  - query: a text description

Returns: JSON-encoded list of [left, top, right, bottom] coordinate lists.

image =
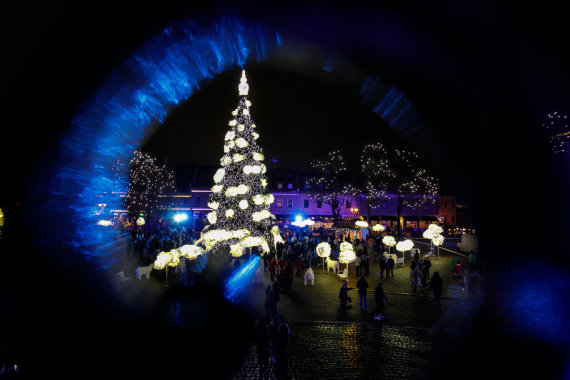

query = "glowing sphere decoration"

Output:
[[154, 250, 180, 270], [178, 245, 205, 260], [427, 223, 443, 234], [340, 241, 354, 252], [382, 235, 396, 247], [372, 224, 385, 232], [396, 239, 414, 252], [316, 242, 331, 258], [338, 250, 356, 264], [423, 229, 435, 239], [173, 214, 188, 223], [355, 221, 369, 228], [432, 234, 445, 246], [136, 217, 145, 226]]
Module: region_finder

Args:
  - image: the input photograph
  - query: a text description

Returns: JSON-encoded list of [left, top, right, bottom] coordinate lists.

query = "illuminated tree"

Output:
[[201, 70, 274, 256], [304, 150, 355, 223], [123, 150, 176, 221], [357, 143, 394, 222]]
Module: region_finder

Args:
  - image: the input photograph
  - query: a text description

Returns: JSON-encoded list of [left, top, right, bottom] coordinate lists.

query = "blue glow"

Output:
[[323, 59, 333, 72], [295, 214, 303, 222], [496, 259, 570, 344], [223, 255, 260, 303], [173, 213, 188, 222], [360, 76, 423, 138], [37, 17, 279, 269]]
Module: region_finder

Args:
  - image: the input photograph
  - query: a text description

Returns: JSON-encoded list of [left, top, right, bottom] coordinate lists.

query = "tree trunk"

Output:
[[397, 193, 403, 240]]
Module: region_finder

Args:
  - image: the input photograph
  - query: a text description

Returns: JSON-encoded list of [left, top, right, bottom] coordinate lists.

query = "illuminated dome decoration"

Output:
[[136, 217, 145, 226], [316, 242, 331, 258], [427, 223, 443, 234], [154, 250, 180, 270], [422, 229, 435, 239], [340, 241, 354, 253], [432, 234, 445, 246], [355, 221, 369, 228], [372, 224, 385, 232], [178, 245, 205, 260], [204, 70, 275, 253], [396, 239, 414, 252], [382, 235, 396, 247], [338, 250, 356, 264]]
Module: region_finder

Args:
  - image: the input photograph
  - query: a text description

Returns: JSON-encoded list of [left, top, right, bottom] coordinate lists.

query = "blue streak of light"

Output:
[[37, 17, 279, 269], [361, 76, 423, 138], [224, 255, 260, 304]]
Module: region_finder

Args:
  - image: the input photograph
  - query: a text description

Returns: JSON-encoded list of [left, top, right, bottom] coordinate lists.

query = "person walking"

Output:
[[265, 285, 276, 319], [430, 271, 443, 304], [421, 256, 432, 288], [356, 275, 369, 312], [364, 252, 370, 276], [379, 255, 387, 279], [269, 257, 278, 281], [255, 320, 271, 373], [386, 255, 395, 278], [410, 264, 423, 292], [263, 254, 269, 272], [284, 262, 294, 290], [339, 281, 352, 308], [374, 282, 387, 320]]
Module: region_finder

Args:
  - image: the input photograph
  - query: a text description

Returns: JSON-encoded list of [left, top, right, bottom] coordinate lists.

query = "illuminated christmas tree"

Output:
[[200, 70, 275, 257]]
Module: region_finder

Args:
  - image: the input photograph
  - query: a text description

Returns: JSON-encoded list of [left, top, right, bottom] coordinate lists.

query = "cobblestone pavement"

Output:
[[227, 245, 483, 379], [231, 321, 453, 380]]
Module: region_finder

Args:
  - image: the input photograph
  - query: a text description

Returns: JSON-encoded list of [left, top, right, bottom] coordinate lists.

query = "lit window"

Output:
[[277, 200, 283, 208], [287, 183, 293, 189], [277, 183, 283, 189]]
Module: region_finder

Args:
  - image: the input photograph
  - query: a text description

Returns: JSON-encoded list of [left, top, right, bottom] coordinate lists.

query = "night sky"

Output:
[[2, 2, 570, 377]]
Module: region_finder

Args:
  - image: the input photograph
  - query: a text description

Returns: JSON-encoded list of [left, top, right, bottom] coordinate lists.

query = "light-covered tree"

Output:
[[123, 150, 175, 220], [304, 150, 355, 223], [200, 70, 275, 257]]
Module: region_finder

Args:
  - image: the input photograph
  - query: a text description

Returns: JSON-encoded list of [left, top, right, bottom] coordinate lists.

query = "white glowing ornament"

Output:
[[340, 241, 354, 253], [261, 178, 267, 187], [97, 220, 112, 226], [260, 164, 267, 173], [226, 140, 235, 149], [207, 201, 219, 209], [225, 209, 235, 218], [238, 124, 245, 131], [253, 194, 265, 205], [253, 152, 264, 161], [239, 200, 249, 209], [224, 146, 230, 153], [225, 131, 235, 141], [136, 217, 145, 226], [270, 226, 284, 246], [338, 250, 356, 264], [214, 168, 225, 183], [207, 212, 217, 224], [396, 239, 414, 252], [423, 229, 435, 239], [372, 224, 385, 232], [212, 185, 223, 193], [355, 221, 369, 228], [221, 156, 232, 166], [382, 235, 396, 247], [246, 100, 251, 107], [427, 223, 443, 234], [229, 120, 237, 127], [316, 242, 331, 258], [432, 234, 445, 246], [235, 138, 248, 148], [253, 210, 271, 222], [154, 250, 180, 270], [243, 165, 262, 175], [232, 110, 238, 116], [233, 153, 245, 162], [178, 245, 205, 260], [252, 132, 259, 140], [238, 70, 249, 96], [243, 109, 249, 116]]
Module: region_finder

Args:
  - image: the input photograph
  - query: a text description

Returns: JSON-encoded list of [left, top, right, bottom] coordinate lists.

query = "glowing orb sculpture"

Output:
[[178, 245, 205, 260], [432, 234, 445, 246], [136, 217, 145, 226], [316, 242, 331, 258], [427, 223, 443, 234], [338, 250, 356, 264], [423, 229, 435, 239], [396, 239, 414, 252], [382, 235, 396, 247], [372, 224, 385, 232], [355, 221, 368, 228], [154, 250, 180, 270]]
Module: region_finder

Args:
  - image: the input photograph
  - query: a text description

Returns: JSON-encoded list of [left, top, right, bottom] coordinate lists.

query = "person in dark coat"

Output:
[[430, 271, 443, 304], [421, 257, 432, 288], [339, 281, 352, 308], [356, 275, 369, 311], [379, 256, 387, 279], [255, 320, 270, 373], [265, 285, 276, 319], [263, 254, 269, 272], [374, 282, 387, 320], [386, 255, 395, 278], [269, 257, 278, 281], [284, 263, 294, 289]]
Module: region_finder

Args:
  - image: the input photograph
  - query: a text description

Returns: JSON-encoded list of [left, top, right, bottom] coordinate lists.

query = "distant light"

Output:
[[295, 215, 303, 222], [272, 158, 278, 163], [174, 213, 188, 222]]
